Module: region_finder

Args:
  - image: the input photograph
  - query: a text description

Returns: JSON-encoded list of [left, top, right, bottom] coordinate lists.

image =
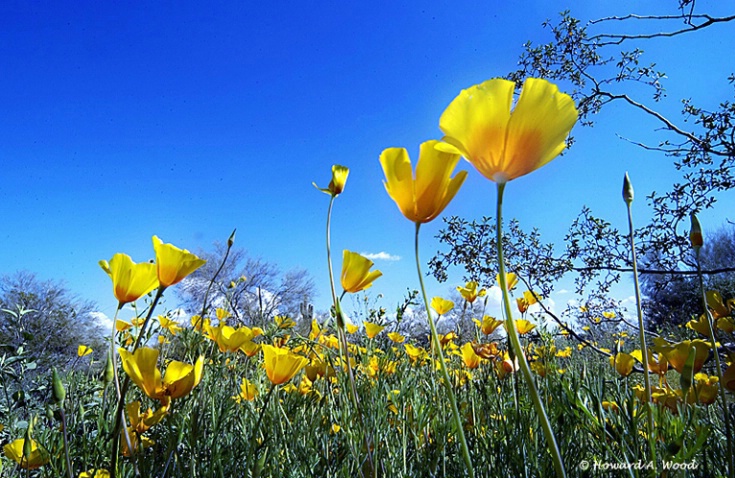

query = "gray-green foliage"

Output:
[[176, 242, 316, 327], [0, 272, 105, 375]]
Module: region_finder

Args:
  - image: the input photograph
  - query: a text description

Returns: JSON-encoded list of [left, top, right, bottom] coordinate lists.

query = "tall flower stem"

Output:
[[624, 198, 657, 470], [324, 195, 375, 477], [694, 250, 734, 478], [415, 222, 474, 478], [495, 182, 566, 478], [109, 288, 165, 478]]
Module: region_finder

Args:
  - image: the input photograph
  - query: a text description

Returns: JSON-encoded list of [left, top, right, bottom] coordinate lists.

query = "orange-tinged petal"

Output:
[[479, 315, 503, 335], [610, 352, 636, 377], [414, 140, 465, 222], [440, 78, 514, 182], [380, 140, 467, 224], [460, 342, 481, 369], [119, 347, 163, 400], [341, 250, 382, 293], [380, 147, 417, 222], [440, 77, 577, 183], [262, 344, 309, 385], [152, 236, 206, 288], [163, 356, 204, 400], [101, 253, 159, 305], [512, 319, 536, 335]]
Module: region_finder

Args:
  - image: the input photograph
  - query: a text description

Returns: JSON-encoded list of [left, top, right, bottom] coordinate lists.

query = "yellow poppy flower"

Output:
[[691, 373, 719, 405], [340, 250, 382, 293], [456, 281, 486, 304], [380, 139, 468, 224], [718, 316, 735, 333], [706, 290, 730, 319], [152, 235, 206, 288], [262, 344, 309, 385], [474, 315, 503, 335], [431, 297, 454, 315], [652, 338, 710, 374], [79, 470, 110, 478], [78, 345, 93, 357], [609, 352, 636, 377], [126, 401, 167, 435], [364, 321, 385, 339], [118, 347, 204, 407], [120, 426, 154, 457], [158, 316, 183, 335], [99, 253, 159, 305], [233, 378, 258, 402], [206, 324, 254, 353], [439, 77, 577, 184], [404, 343, 427, 363], [495, 272, 518, 291], [314, 164, 349, 197], [346, 323, 359, 334], [275, 315, 297, 329], [686, 315, 712, 337], [724, 363, 735, 393], [239, 339, 261, 358], [387, 331, 405, 343], [472, 342, 500, 359], [511, 319, 536, 335], [3, 438, 50, 470], [190, 316, 208, 332], [517, 290, 539, 314], [601, 401, 620, 413], [460, 342, 481, 369]]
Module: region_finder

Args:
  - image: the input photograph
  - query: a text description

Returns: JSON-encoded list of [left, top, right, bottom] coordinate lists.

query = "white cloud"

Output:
[[91, 311, 112, 331], [360, 251, 401, 261]]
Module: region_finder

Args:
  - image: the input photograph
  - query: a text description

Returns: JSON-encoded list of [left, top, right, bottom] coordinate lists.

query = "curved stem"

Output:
[[695, 250, 734, 478], [495, 182, 566, 478], [415, 222, 475, 478], [324, 194, 374, 477], [625, 201, 657, 470]]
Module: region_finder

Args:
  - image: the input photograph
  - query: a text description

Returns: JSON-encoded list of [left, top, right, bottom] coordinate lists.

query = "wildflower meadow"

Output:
[[1, 72, 734, 478]]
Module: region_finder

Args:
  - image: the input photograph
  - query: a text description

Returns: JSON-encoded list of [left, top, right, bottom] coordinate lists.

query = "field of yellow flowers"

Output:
[[2, 78, 734, 478]]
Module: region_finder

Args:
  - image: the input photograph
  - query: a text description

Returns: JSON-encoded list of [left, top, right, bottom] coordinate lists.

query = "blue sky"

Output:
[[1, 1, 733, 322]]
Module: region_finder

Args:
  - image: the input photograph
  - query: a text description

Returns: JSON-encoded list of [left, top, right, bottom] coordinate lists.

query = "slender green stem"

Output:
[[324, 193, 375, 477], [109, 288, 165, 478], [60, 409, 73, 478], [625, 202, 657, 470], [415, 222, 474, 478], [694, 250, 734, 478], [495, 182, 566, 478]]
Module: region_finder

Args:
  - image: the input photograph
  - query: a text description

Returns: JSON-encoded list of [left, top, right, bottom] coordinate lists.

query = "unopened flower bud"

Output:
[[227, 229, 236, 247], [690, 213, 703, 251], [103, 352, 115, 385], [680, 346, 696, 395], [622, 172, 634, 204], [51, 367, 66, 405], [23, 420, 33, 459]]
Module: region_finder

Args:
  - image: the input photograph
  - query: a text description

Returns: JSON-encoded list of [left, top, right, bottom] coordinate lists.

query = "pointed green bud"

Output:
[[23, 421, 33, 460], [104, 351, 115, 385], [228, 228, 237, 247], [622, 172, 634, 204], [680, 346, 696, 396], [690, 213, 703, 251], [51, 367, 66, 405]]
